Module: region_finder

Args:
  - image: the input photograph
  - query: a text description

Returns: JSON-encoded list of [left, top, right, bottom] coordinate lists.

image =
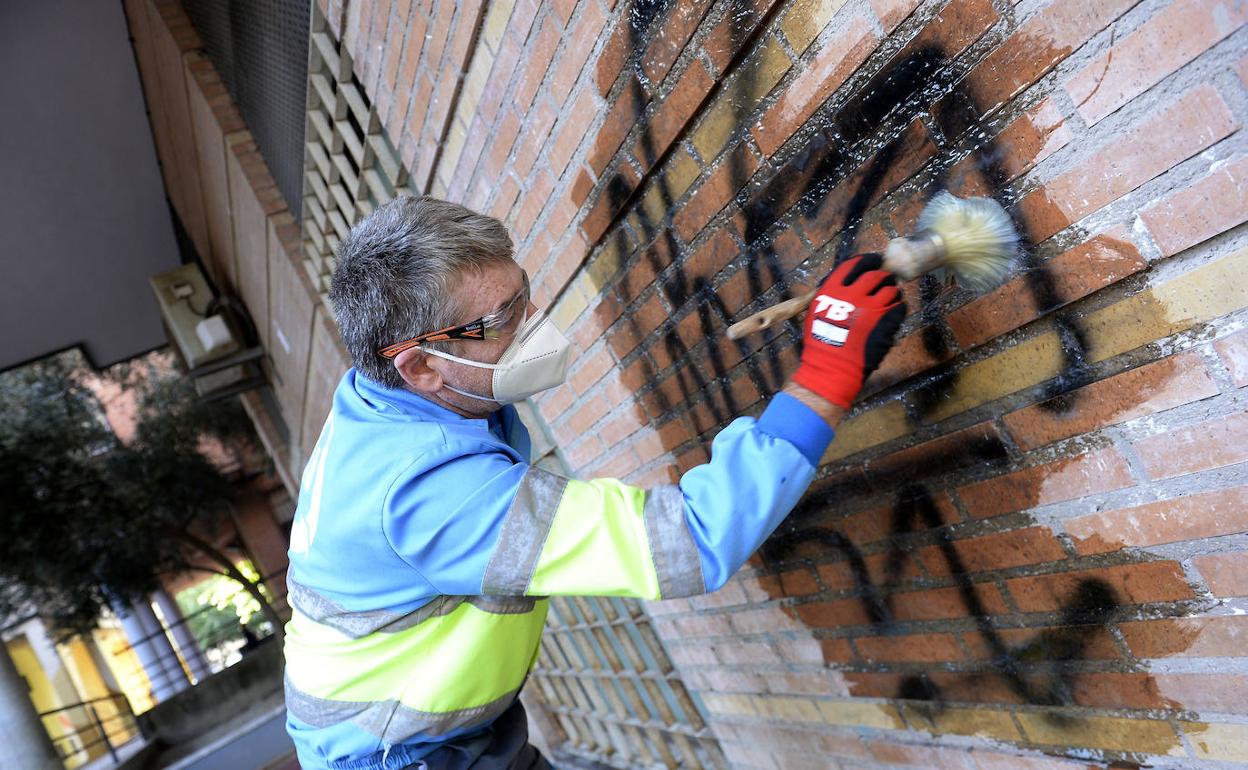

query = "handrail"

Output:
[[37, 692, 130, 718], [38, 692, 141, 765]]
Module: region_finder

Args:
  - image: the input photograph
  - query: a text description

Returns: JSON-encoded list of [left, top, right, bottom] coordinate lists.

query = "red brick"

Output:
[[961, 0, 1140, 117], [564, 432, 605, 467], [994, 97, 1073, 180], [1195, 552, 1248, 597], [869, 0, 923, 33], [973, 752, 1097, 770], [588, 76, 649, 174], [1006, 561, 1193, 612], [1134, 411, 1248, 479], [1239, 50, 1248, 87], [549, 88, 597, 170], [1016, 85, 1240, 243], [514, 13, 560, 109], [752, 6, 878, 157], [549, 1, 607, 105], [1216, 328, 1248, 386], [959, 447, 1133, 520], [866, 422, 1007, 482], [924, 672, 1026, 706], [789, 598, 873, 628], [918, 527, 1068, 574], [946, 227, 1145, 350], [1119, 615, 1248, 658], [639, 0, 713, 85], [1003, 352, 1220, 450], [1154, 673, 1248, 713], [889, 584, 1009, 621], [1069, 672, 1166, 709], [1066, 0, 1248, 126], [1141, 154, 1248, 257], [1067, 486, 1248, 554], [703, 0, 777, 74], [856, 632, 963, 663], [863, 327, 955, 393], [512, 97, 559, 178], [673, 144, 759, 241], [580, 163, 641, 243], [960, 625, 1121, 660], [803, 120, 936, 248], [639, 61, 715, 168], [594, 13, 633, 97]]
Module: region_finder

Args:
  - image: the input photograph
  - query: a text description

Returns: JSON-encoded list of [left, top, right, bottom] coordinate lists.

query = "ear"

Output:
[[393, 347, 443, 394]]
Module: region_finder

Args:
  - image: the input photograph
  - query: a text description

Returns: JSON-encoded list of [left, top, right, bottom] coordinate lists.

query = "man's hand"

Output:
[[790, 254, 906, 410]]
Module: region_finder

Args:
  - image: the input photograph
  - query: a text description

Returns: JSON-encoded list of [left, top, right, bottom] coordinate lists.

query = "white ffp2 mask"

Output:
[[421, 311, 572, 404]]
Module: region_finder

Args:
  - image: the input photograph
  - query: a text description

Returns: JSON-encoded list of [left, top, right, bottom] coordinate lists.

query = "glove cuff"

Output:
[[791, 363, 858, 410]]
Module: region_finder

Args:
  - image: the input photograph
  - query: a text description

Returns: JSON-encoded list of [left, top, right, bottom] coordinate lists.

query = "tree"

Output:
[[0, 350, 283, 641]]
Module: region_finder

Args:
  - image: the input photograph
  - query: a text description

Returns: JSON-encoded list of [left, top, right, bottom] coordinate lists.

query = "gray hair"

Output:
[[328, 195, 514, 389]]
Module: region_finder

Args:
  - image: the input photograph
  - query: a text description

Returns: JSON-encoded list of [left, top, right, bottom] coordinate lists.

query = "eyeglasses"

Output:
[[378, 282, 530, 360]]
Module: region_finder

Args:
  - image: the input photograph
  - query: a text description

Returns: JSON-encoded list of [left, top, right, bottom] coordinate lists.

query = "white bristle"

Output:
[[916, 191, 1019, 292]]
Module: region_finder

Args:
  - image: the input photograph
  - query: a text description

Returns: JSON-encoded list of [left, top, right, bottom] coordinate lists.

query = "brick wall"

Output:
[[129, 0, 1248, 766]]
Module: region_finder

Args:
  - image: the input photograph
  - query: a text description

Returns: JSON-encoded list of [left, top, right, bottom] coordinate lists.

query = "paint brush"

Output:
[[725, 192, 1019, 340]]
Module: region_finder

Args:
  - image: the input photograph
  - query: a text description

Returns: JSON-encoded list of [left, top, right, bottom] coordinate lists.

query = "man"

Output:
[[283, 195, 904, 769]]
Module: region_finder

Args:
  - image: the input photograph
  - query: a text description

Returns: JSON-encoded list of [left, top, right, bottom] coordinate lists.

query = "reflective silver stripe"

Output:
[[642, 485, 705, 599], [482, 467, 568, 595], [285, 675, 518, 743], [287, 578, 536, 638]]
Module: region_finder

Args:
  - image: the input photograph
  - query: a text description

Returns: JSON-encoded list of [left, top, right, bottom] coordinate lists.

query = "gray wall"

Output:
[[0, 0, 179, 370]]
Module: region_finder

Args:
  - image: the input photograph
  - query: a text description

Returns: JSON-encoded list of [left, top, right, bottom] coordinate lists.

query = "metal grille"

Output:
[[534, 596, 727, 769], [182, 0, 310, 215], [300, 4, 412, 296]]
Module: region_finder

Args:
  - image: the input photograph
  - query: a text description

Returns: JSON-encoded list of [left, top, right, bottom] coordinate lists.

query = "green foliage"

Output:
[[0, 350, 260, 638], [175, 562, 268, 651]]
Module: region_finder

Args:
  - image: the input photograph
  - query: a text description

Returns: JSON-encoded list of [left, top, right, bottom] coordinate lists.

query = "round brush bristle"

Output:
[[917, 191, 1019, 292]]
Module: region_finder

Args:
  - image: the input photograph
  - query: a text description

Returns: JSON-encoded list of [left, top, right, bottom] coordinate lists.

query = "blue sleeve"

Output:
[[384, 450, 525, 596], [680, 392, 833, 591]]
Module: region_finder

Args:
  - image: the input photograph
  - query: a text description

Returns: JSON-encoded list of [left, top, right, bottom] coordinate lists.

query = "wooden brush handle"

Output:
[[726, 289, 815, 340], [725, 235, 945, 339]]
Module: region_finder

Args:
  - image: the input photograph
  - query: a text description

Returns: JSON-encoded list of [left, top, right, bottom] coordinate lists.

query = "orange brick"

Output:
[[1065, 0, 1248, 125], [789, 598, 873, 628], [863, 327, 955, 393], [1119, 615, 1248, 658], [960, 625, 1121, 661], [751, 6, 878, 157], [638, 60, 715, 168], [958, 447, 1133, 520], [594, 12, 633, 97], [856, 632, 963, 663], [639, 0, 713, 84], [946, 228, 1145, 350], [1216, 328, 1248, 386], [1070, 672, 1167, 709], [673, 143, 759, 241], [866, 422, 1007, 482], [1141, 154, 1248, 257], [1067, 487, 1248, 554], [1195, 552, 1248, 597], [1153, 673, 1248, 713], [869, 0, 923, 33], [1002, 351, 1220, 450], [889, 584, 1009, 621], [548, 1, 607, 104], [961, 0, 1139, 116], [917, 527, 1068, 574], [1006, 561, 1193, 612], [994, 97, 1073, 180], [588, 76, 648, 174], [1016, 84, 1239, 243], [1133, 412, 1248, 479]]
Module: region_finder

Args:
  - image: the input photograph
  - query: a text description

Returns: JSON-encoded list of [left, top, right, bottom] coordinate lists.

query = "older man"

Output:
[[283, 195, 904, 770]]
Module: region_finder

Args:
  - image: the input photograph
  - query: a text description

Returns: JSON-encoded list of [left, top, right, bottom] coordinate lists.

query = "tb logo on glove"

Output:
[[810, 296, 857, 345], [791, 254, 907, 409]]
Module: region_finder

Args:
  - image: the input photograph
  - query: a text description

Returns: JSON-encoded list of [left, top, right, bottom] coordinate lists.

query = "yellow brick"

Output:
[[1082, 248, 1248, 362], [460, 53, 492, 114], [922, 331, 1065, 422], [902, 705, 1022, 742], [481, 0, 513, 51], [702, 693, 757, 716], [690, 38, 791, 161], [1183, 721, 1248, 761], [823, 400, 910, 461], [639, 183, 669, 226], [550, 280, 589, 332], [755, 695, 823, 722], [1016, 713, 1183, 756], [585, 232, 631, 292], [781, 0, 851, 54], [659, 146, 702, 203], [817, 700, 904, 729]]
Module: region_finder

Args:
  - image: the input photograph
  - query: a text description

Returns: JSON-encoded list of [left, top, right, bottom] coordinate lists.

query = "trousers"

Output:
[[406, 699, 552, 770]]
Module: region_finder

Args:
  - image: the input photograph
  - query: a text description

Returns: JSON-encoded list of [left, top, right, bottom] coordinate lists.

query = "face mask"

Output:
[[420, 311, 572, 404]]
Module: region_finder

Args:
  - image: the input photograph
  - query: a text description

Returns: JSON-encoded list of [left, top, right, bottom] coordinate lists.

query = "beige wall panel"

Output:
[[267, 220, 316, 470], [226, 142, 270, 342], [183, 58, 236, 289], [301, 308, 350, 465]]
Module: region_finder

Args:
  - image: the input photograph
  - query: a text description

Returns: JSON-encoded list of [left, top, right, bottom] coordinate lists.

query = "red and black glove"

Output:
[[791, 254, 906, 409]]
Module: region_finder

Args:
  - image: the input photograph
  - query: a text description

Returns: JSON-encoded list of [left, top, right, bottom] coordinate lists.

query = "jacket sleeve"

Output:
[[384, 392, 833, 600]]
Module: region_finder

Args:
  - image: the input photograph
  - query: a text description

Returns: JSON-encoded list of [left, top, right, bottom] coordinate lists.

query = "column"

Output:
[[0, 641, 61, 770], [151, 589, 211, 683], [114, 599, 188, 702]]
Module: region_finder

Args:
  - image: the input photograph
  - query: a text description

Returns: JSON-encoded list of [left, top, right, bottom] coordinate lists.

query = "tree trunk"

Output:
[[167, 528, 285, 639]]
